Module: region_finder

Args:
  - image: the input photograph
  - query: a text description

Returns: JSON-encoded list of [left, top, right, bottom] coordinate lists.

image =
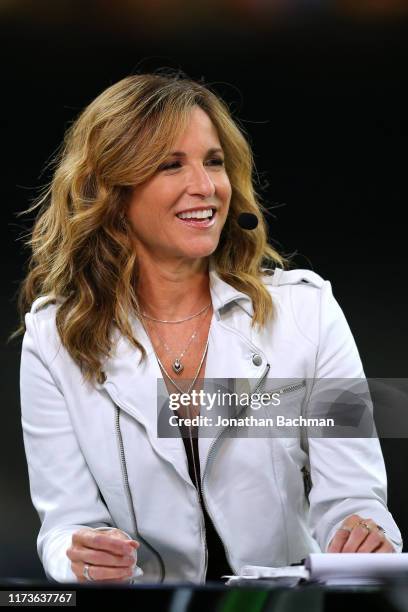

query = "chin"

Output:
[[182, 251, 215, 262], [180, 241, 220, 260]]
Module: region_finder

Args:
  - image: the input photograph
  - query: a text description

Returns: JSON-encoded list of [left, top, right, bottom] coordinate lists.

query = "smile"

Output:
[[175, 208, 217, 228]]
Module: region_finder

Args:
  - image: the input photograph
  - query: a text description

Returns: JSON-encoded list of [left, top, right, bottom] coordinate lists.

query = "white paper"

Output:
[[222, 564, 309, 586], [224, 554, 408, 586], [306, 553, 408, 585], [238, 565, 309, 579]]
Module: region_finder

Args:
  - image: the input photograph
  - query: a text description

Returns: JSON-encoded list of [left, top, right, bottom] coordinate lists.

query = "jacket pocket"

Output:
[[254, 379, 307, 447]]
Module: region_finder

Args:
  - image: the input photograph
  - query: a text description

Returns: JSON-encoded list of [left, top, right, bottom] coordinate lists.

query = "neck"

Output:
[[136, 256, 212, 319]]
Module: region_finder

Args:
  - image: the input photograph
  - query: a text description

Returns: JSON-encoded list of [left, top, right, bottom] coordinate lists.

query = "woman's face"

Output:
[[126, 106, 232, 265]]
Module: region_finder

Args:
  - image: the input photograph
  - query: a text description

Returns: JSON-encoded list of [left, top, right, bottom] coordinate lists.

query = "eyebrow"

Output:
[[167, 147, 224, 157]]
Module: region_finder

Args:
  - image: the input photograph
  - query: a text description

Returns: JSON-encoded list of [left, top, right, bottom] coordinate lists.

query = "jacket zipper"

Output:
[[184, 418, 208, 583], [252, 363, 271, 396], [199, 369, 307, 580], [261, 379, 306, 398], [114, 406, 166, 582], [199, 363, 272, 579], [196, 492, 208, 583], [258, 378, 311, 502]]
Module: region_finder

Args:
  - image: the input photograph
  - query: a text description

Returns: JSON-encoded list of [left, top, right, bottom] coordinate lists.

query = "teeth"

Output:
[[177, 208, 213, 220]]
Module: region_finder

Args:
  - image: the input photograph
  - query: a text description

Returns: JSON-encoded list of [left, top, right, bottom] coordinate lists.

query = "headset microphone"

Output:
[[237, 212, 258, 230]]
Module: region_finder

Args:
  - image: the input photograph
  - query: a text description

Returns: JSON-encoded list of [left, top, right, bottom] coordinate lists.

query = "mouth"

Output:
[[175, 207, 217, 229]]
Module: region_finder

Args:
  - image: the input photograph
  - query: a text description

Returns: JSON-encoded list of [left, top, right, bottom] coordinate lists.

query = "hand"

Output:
[[67, 527, 140, 583], [327, 514, 395, 553]]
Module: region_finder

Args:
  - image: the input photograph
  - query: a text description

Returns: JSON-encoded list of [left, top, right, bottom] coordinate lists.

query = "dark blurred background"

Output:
[[2, 0, 407, 579]]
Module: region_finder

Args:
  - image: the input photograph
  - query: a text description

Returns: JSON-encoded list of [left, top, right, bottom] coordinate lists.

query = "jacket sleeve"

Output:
[[303, 280, 403, 552], [20, 311, 142, 582]]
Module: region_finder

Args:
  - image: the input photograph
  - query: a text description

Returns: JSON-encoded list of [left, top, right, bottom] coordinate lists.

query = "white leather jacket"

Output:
[[20, 263, 403, 583]]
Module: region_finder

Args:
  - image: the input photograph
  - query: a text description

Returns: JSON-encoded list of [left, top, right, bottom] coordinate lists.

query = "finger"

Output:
[[71, 561, 134, 583], [342, 523, 371, 552], [342, 514, 363, 529], [67, 545, 136, 568], [327, 528, 350, 553], [84, 564, 135, 582], [354, 519, 386, 552], [372, 541, 396, 553], [108, 529, 135, 541], [330, 514, 365, 553], [356, 529, 385, 553], [73, 530, 139, 557]]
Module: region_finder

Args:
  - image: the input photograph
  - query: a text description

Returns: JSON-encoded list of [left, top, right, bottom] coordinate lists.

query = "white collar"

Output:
[[208, 257, 254, 318]]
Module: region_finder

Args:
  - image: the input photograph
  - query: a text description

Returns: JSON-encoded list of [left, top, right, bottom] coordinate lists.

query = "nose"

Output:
[[186, 163, 216, 198]]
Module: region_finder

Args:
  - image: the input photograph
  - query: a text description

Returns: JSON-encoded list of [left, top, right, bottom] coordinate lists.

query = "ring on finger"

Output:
[[359, 521, 372, 532], [83, 564, 95, 582]]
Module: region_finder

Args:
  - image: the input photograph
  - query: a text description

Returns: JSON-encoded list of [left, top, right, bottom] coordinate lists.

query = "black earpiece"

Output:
[[237, 212, 258, 230]]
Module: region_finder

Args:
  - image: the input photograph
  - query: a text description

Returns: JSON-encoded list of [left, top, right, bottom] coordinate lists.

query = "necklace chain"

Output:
[[155, 338, 209, 395], [153, 334, 209, 494], [139, 300, 211, 493], [139, 310, 210, 394], [143, 305, 211, 375], [140, 301, 211, 324]]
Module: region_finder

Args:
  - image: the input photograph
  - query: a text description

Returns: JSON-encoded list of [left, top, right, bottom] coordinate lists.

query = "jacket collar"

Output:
[[94, 259, 255, 371], [208, 257, 254, 318]]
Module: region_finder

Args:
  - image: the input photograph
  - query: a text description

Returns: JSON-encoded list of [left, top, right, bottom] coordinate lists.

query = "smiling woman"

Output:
[[13, 71, 282, 386], [13, 70, 402, 586], [126, 106, 232, 265]]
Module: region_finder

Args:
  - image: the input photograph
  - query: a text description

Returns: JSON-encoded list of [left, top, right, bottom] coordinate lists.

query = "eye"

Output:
[[208, 157, 225, 166], [158, 157, 225, 171], [159, 161, 181, 171]]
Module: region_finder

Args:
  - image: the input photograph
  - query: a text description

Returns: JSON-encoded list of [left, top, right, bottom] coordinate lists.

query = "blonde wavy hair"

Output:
[[11, 71, 289, 386]]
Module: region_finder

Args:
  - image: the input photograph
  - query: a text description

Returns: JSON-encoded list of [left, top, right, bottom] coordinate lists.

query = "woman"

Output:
[[15, 72, 401, 584]]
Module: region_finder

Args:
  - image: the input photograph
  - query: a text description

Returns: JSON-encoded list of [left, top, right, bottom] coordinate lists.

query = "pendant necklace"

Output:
[[140, 303, 211, 375]]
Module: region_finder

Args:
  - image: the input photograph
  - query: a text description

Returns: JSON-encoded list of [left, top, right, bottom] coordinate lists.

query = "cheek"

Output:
[[127, 186, 170, 226], [220, 176, 232, 202], [126, 201, 158, 239]]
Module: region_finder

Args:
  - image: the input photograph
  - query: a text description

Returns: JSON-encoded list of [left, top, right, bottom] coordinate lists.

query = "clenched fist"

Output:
[[327, 514, 395, 553], [67, 527, 140, 583]]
